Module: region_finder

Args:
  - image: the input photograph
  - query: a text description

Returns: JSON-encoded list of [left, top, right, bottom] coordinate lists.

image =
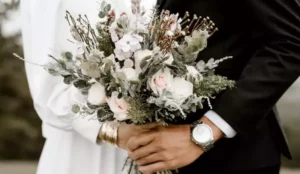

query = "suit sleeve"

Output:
[[212, 0, 300, 135]]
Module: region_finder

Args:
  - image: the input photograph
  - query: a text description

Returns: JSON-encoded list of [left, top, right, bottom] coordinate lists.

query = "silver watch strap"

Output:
[[202, 141, 214, 152]]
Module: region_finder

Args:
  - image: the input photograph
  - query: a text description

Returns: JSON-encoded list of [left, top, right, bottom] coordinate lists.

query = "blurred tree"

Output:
[[0, 0, 44, 160]]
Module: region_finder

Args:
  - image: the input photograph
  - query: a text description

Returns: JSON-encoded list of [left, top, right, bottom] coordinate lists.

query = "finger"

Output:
[[136, 152, 164, 166], [128, 142, 159, 161], [139, 162, 168, 174], [126, 132, 156, 151], [139, 122, 162, 130]]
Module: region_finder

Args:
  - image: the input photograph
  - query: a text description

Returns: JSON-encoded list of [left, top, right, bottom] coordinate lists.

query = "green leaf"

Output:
[[117, 93, 123, 99], [63, 75, 75, 85], [148, 66, 161, 77], [104, 60, 113, 74], [64, 52, 73, 60], [104, 4, 111, 12], [72, 104, 81, 114], [98, 11, 106, 18], [87, 103, 100, 109], [97, 108, 114, 122], [140, 56, 152, 69], [160, 56, 170, 63], [100, 1, 107, 9], [47, 68, 59, 76], [117, 22, 123, 29], [171, 49, 183, 61], [74, 80, 89, 89], [138, 72, 146, 80], [58, 60, 67, 69]]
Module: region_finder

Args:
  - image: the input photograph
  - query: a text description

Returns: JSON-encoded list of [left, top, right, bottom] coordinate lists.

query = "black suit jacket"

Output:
[[157, 0, 300, 173]]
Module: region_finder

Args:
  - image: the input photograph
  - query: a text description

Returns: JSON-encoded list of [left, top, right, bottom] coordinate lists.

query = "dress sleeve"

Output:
[[21, 0, 102, 144]]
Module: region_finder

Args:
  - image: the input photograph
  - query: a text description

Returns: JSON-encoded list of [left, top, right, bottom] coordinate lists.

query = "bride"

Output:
[[20, 0, 157, 174]]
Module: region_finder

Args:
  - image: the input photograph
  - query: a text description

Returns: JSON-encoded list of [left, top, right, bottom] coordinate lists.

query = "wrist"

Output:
[[98, 121, 120, 146], [200, 116, 224, 141], [189, 116, 224, 152]]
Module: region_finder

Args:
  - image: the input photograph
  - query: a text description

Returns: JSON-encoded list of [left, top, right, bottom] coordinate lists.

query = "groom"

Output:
[[126, 0, 300, 173]]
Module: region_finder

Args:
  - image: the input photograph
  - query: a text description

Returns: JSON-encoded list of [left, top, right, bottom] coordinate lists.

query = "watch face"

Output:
[[192, 124, 212, 143]]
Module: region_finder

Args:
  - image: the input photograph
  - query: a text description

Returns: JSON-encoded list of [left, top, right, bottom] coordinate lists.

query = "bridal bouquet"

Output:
[[16, 0, 234, 173]]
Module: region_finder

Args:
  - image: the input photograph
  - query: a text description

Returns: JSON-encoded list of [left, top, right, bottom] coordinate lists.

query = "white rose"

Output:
[[148, 68, 173, 96], [172, 77, 194, 104], [87, 82, 106, 105], [134, 49, 153, 73], [107, 92, 130, 121]]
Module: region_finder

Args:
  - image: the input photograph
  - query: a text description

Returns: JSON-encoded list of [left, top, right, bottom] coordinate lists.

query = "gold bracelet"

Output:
[[99, 121, 120, 147]]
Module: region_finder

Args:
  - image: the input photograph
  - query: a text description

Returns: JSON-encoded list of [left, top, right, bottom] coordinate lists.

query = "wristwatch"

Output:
[[190, 120, 214, 152]]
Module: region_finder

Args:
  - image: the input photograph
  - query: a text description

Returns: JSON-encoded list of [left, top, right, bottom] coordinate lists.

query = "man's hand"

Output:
[[126, 117, 224, 173], [116, 123, 159, 149]]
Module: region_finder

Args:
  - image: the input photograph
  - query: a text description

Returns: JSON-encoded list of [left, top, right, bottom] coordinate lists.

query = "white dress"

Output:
[[20, 0, 157, 174]]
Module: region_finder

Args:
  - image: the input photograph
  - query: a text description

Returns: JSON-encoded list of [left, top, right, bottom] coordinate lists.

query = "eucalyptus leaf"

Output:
[[72, 104, 81, 114], [58, 60, 67, 69], [117, 93, 123, 99], [104, 61, 113, 74], [47, 68, 59, 76], [87, 103, 100, 109], [63, 75, 76, 85], [117, 22, 123, 29], [160, 56, 170, 63], [148, 66, 161, 77], [170, 49, 183, 61], [74, 80, 89, 89], [177, 45, 186, 55], [97, 109, 114, 122], [140, 55, 152, 69], [100, 1, 107, 10], [99, 11, 106, 18], [63, 52, 73, 60], [104, 4, 111, 12]]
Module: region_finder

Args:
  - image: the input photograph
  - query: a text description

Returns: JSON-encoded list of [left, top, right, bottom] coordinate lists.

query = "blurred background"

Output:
[[0, 0, 299, 174]]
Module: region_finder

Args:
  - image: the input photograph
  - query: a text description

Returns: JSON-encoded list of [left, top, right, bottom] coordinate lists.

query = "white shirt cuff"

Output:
[[205, 110, 237, 138]]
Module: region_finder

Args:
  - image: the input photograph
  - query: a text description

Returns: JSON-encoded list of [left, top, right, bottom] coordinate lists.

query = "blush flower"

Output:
[[107, 92, 130, 121], [147, 68, 173, 96], [148, 67, 194, 104]]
